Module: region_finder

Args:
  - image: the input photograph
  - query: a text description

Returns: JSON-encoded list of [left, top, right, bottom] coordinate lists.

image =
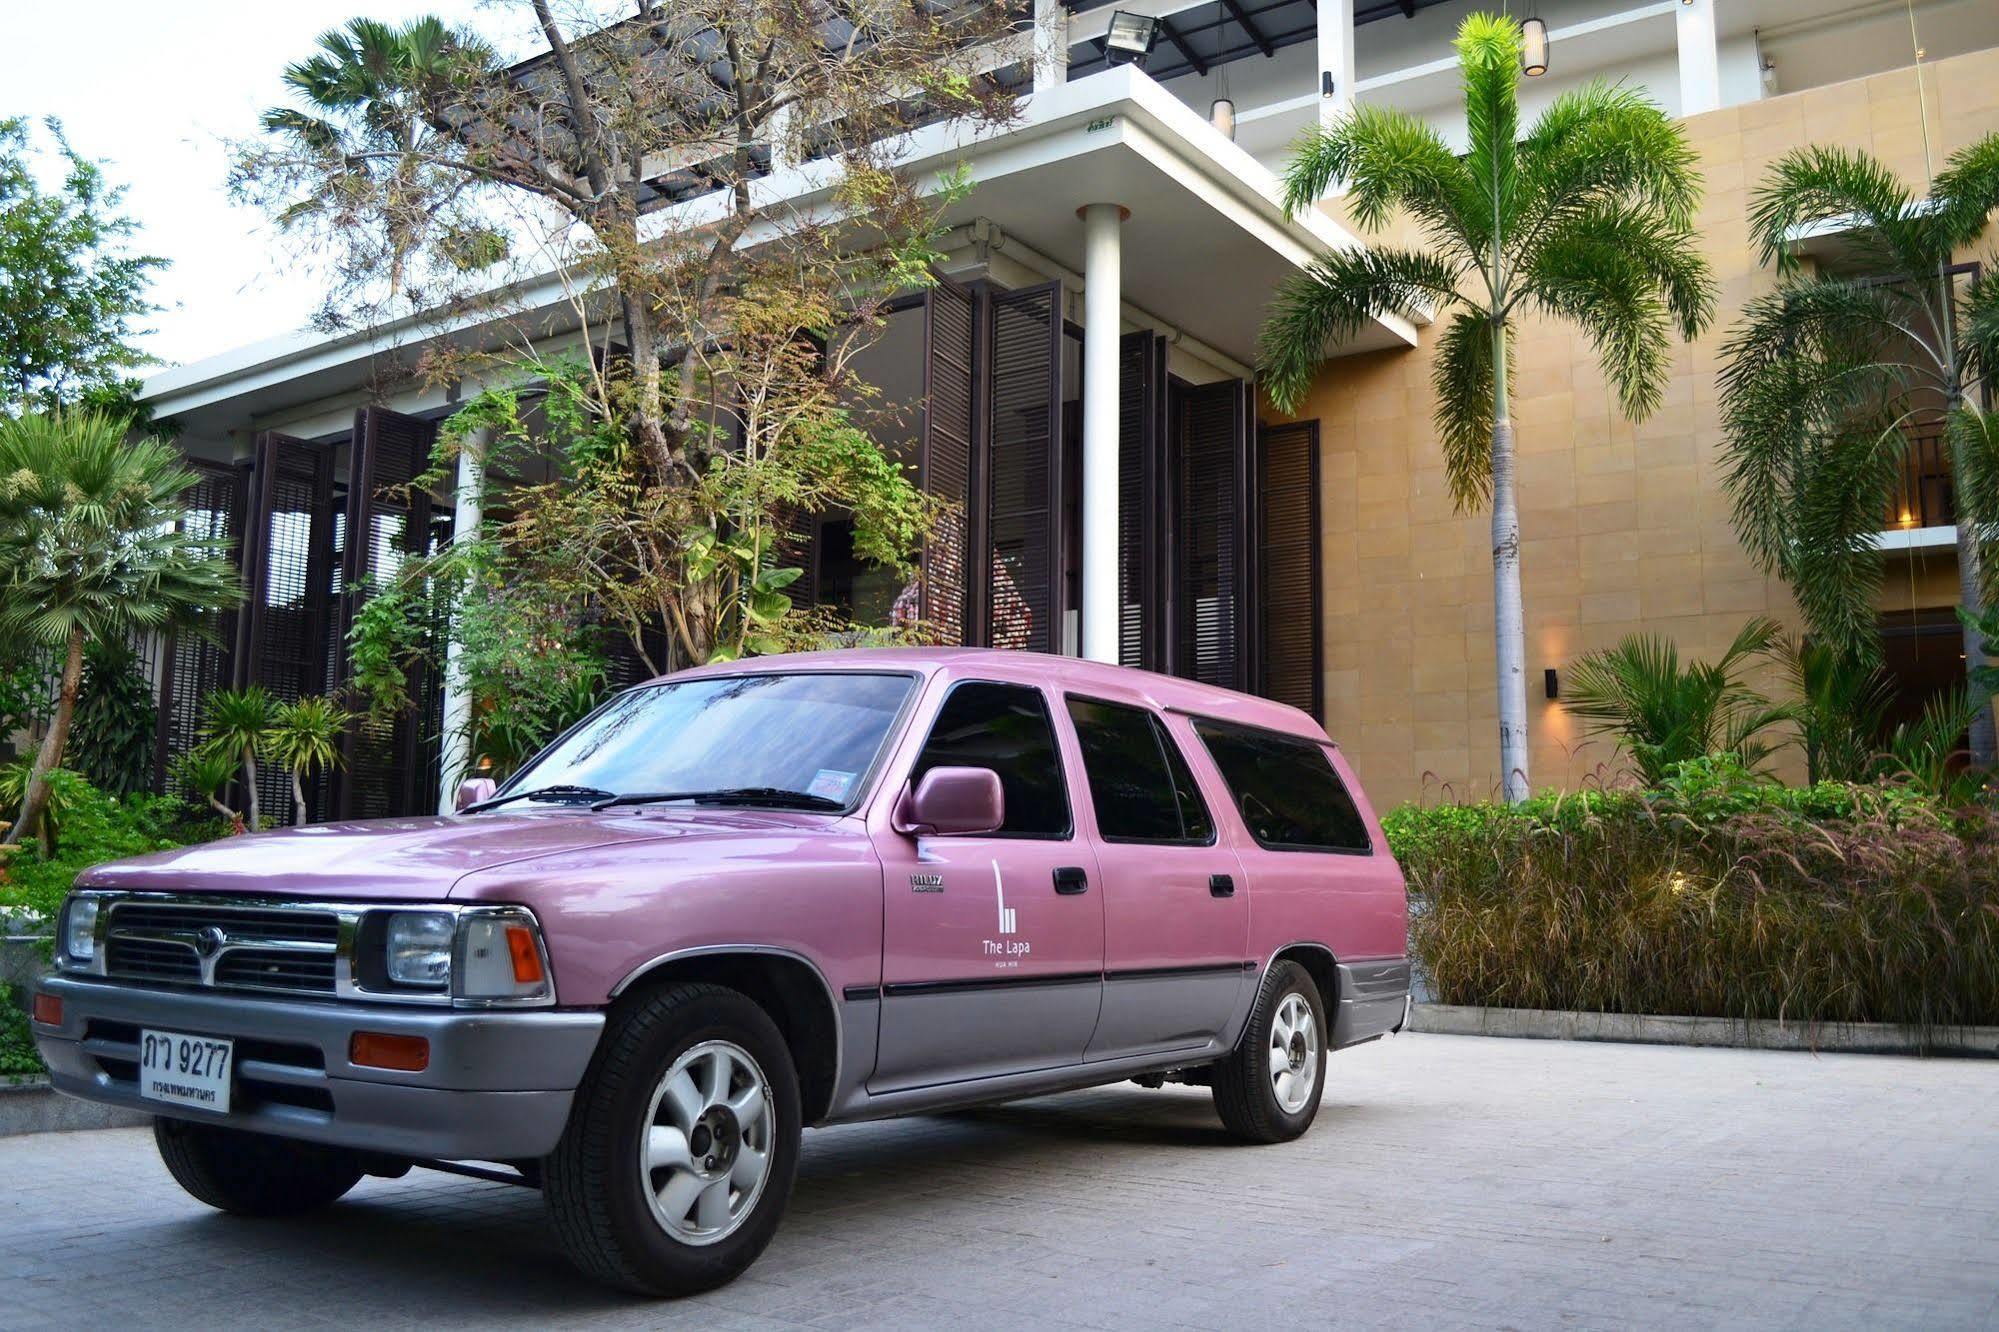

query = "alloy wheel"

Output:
[[639, 1039, 774, 1246]]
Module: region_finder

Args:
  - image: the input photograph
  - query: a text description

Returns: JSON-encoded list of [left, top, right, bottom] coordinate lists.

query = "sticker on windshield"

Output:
[[808, 769, 855, 801]]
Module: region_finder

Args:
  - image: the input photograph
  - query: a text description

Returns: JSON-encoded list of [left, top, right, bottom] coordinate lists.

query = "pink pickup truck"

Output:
[[34, 648, 1409, 1295]]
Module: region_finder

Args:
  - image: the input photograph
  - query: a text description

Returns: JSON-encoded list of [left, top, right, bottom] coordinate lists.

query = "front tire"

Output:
[[154, 1118, 364, 1216], [1211, 960, 1327, 1144], [543, 982, 801, 1297]]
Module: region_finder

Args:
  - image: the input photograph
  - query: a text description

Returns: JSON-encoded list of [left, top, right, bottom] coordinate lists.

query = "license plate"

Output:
[[139, 1029, 234, 1114]]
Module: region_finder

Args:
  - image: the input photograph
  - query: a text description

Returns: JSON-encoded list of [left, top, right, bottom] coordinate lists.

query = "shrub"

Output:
[[0, 988, 40, 1078], [0, 773, 219, 929], [1386, 758, 1999, 1040], [68, 638, 159, 798]]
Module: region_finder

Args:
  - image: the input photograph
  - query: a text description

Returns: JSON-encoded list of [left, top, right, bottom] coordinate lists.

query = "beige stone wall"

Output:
[[1277, 45, 1999, 806]]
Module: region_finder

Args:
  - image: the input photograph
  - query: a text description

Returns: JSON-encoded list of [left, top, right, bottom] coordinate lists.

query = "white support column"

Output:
[[436, 427, 489, 813], [1318, 0, 1356, 126], [1080, 203, 1125, 665], [1033, 0, 1068, 96], [1676, 0, 1722, 117]]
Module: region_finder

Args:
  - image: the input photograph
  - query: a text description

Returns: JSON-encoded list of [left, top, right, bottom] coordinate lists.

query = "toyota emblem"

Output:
[[194, 926, 228, 957]]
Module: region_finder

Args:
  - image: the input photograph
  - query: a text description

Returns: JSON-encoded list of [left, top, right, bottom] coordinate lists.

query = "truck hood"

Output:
[[76, 807, 855, 901]]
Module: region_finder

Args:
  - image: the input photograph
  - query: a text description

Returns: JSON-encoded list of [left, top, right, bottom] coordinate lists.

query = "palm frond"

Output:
[[1279, 104, 1486, 257], [1925, 132, 1999, 254], [1745, 145, 1933, 278], [1455, 12, 1520, 264], [1258, 246, 1467, 412], [1430, 310, 1506, 510], [1514, 81, 1704, 249]]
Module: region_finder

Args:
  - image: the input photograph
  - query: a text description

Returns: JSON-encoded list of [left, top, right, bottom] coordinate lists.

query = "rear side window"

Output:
[[1066, 697, 1214, 844], [912, 682, 1070, 838], [1191, 720, 1370, 852]]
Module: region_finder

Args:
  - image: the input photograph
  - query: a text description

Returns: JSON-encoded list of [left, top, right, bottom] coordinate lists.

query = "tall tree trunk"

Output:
[[293, 771, 309, 828], [242, 743, 261, 833], [1491, 321, 1530, 803], [4, 626, 85, 848], [1952, 515, 1996, 764]]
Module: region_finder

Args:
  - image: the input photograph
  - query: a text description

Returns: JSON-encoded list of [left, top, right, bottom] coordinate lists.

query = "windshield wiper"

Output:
[[591, 787, 845, 812], [463, 783, 618, 814]]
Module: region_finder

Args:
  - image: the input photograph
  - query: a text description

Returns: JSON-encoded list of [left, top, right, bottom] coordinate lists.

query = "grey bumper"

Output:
[[1332, 958, 1412, 1048], [31, 974, 603, 1161]]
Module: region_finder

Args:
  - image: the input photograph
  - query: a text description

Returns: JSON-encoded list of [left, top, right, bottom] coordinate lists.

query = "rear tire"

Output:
[[154, 1118, 364, 1216], [543, 982, 801, 1297], [1212, 960, 1327, 1144]]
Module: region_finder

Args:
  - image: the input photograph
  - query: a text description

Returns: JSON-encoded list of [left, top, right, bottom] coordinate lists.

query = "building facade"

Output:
[[138, 0, 1999, 812]]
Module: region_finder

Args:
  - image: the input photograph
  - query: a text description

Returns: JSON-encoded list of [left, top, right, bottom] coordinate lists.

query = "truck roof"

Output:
[[651, 647, 1332, 746]]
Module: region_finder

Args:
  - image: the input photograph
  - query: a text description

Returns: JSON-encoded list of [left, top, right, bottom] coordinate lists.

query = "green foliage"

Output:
[[169, 745, 242, 829], [0, 642, 52, 754], [0, 774, 217, 927], [267, 696, 350, 827], [1387, 763, 1999, 1037], [0, 117, 165, 413], [1773, 633, 1897, 784], [67, 638, 157, 797], [1562, 617, 1790, 783], [197, 687, 273, 832], [0, 988, 41, 1078], [1720, 134, 1999, 661], [1880, 687, 1991, 806], [0, 762, 84, 846]]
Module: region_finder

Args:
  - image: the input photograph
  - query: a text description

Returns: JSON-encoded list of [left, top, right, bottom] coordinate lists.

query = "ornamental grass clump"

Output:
[[1386, 761, 1999, 1042]]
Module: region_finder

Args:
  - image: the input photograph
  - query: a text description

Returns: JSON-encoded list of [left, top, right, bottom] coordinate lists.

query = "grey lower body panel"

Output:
[[1332, 957, 1412, 1048], [32, 974, 603, 1160]]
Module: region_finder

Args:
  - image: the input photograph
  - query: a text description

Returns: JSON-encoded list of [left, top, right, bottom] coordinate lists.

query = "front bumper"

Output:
[[32, 974, 604, 1161]]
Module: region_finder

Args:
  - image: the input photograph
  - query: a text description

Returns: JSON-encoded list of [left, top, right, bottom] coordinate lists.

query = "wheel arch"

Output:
[[610, 947, 842, 1125], [1266, 942, 1340, 1013]]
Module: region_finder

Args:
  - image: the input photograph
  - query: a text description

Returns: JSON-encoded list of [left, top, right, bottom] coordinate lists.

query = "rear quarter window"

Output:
[[1190, 719, 1370, 853]]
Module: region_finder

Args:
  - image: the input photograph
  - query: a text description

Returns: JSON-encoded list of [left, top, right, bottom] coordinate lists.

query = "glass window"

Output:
[[1191, 720, 1370, 853], [1067, 697, 1213, 844], [505, 672, 913, 808], [913, 682, 1070, 838]]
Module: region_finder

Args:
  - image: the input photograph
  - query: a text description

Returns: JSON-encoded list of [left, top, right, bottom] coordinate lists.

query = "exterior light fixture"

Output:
[[1208, 2, 1236, 140], [1544, 668, 1560, 700], [1104, 11, 1160, 68], [1522, 16, 1550, 77]]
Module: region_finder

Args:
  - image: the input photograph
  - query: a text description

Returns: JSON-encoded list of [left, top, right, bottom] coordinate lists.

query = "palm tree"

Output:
[[1718, 134, 1999, 762], [1562, 618, 1790, 785], [1259, 13, 1715, 802], [1771, 634, 1897, 784], [0, 411, 239, 846], [200, 688, 274, 833], [258, 17, 498, 301], [267, 696, 349, 827]]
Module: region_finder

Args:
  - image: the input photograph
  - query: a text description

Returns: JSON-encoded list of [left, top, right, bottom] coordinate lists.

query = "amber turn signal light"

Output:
[[505, 925, 544, 984], [349, 1031, 430, 1072], [31, 992, 61, 1027]]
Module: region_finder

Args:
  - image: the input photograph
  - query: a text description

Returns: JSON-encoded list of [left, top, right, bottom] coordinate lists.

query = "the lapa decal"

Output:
[[984, 859, 1028, 963]]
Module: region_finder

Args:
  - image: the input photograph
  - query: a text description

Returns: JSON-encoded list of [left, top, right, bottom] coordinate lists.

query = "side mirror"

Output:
[[455, 777, 499, 812], [893, 766, 1004, 837]]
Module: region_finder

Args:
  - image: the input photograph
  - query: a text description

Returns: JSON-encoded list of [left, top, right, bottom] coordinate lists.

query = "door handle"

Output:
[[1053, 866, 1089, 895], [1209, 874, 1235, 898]]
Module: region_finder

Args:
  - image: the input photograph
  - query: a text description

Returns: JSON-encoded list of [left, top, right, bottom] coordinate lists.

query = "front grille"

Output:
[[102, 900, 342, 999], [105, 935, 200, 983], [214, 948, 336, 994]]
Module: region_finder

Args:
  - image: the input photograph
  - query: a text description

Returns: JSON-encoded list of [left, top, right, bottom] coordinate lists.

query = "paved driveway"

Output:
[[5, 1033, 1996, 1329]]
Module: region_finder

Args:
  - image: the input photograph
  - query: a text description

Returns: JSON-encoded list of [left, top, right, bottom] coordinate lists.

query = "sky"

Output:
[[2, 0, 500, 378]]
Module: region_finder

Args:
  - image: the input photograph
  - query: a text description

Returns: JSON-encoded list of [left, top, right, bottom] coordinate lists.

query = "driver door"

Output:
[[868, 679, 1104, 1092]]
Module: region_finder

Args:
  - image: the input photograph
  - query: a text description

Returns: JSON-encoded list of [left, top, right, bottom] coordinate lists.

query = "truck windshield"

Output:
[[498, 672, 915, 812]]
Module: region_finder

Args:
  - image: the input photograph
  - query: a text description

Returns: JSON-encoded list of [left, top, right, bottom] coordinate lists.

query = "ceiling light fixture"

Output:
[[1522, 15, 1550, 77], [1209, 2, 1236, 139]]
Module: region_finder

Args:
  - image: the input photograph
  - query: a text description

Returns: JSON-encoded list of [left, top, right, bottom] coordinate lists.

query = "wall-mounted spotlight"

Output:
[[1544, 668, 1560, 701], [1522, 16, 1550, 77], [1104, 11, 1160, 69]]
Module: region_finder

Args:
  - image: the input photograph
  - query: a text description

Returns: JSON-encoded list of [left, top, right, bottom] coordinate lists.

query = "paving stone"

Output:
[[1, 1033, 1994, 1329]]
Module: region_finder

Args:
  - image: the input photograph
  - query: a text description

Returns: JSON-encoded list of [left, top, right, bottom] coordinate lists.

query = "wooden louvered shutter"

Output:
[[1257, 421, 1322, 719], [986, 280, 1064, 652], [1174, 379, 1250, 690], [238, 431, 336, 820], [919, 276, 976, 644], [335, 407, 442, 819], [155, 459, 247, 791], [1118, 330, 1169, 669]]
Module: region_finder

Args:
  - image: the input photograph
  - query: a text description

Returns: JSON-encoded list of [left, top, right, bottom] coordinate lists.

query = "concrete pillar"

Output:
[[1033, 0, 1068, 97], [436, 427, 489, 813], [1080, 203, 1125, 665], [1676, 0, 1722, 116], [1318, 0, 1356, 126]]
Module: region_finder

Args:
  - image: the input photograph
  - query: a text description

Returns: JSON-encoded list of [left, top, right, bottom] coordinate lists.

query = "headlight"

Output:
[[456, 912, 551, 1004], [384, 912, 454, 987], [61, 896, 100, 965]]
